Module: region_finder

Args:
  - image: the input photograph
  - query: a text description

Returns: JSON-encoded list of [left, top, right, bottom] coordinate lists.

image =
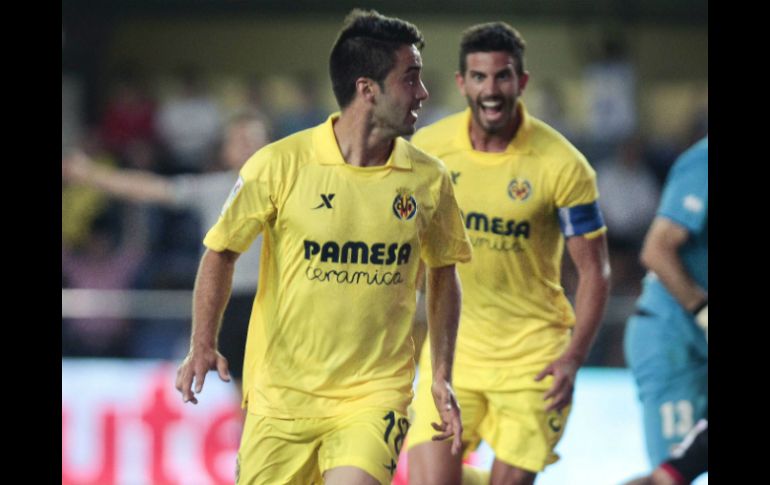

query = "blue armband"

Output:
[[558, 201, 605, 237]]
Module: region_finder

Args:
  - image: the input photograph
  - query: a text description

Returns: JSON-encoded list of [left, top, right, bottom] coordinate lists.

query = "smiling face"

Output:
[[371, 44, 430, 138], [456, 50, 529, 135]]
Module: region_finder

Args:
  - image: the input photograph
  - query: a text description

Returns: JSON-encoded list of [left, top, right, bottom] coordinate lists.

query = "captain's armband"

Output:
[[557, 201, 606, 238]]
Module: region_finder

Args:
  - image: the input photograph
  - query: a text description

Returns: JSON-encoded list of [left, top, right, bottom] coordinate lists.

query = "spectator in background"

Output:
[[99, 64, 157, 160], [62, 128, 120, 250], [531, 79, 575, 141], [156, 65, 223, 173], [62, 111, 271, 396], [62, 209, 147, 357], [272, 71, 328, 139], [583, 33, 638, 160], [596, 134, 660, 293]]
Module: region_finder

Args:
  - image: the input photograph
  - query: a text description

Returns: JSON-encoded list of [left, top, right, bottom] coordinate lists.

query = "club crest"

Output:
[[508, 178, 532, 201], [392, 189, 417, 220]]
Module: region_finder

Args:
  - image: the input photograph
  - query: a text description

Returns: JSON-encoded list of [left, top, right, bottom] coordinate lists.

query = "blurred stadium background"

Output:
[[62, 1, 707, 484]]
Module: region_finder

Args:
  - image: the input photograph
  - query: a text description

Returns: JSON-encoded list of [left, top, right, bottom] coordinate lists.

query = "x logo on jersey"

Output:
[[313, 194, 335, 209]]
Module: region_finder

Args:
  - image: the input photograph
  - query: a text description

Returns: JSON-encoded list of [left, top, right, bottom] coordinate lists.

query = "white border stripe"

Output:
[[559, 206, 574, 236]]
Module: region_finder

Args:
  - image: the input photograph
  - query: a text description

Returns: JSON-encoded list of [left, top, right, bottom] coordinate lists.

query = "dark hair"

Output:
[[459, 22, 526, 75], [329, 9, 425, 108]]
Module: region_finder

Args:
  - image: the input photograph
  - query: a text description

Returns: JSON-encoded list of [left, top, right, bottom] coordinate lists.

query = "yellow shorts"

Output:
[[406, 364, 571, 473], [237, 407, 410, 485]]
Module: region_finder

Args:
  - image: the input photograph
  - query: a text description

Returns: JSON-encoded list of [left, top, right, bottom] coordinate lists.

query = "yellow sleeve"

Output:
[[203, 147, 282, 253], [553, 154, 600, 209], [420, 171, 472, 268]]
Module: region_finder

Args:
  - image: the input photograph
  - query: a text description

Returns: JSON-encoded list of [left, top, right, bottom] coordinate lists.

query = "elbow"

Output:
[[639, 242, 668, 274]]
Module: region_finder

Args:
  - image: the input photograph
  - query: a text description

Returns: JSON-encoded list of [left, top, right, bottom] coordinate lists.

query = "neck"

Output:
[[333, 108, 394, 167]]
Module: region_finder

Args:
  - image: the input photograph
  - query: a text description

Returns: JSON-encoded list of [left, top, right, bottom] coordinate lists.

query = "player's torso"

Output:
[[438, 149, 574, 366], [447, 149, 568, 312], [249, 157, 437, 414]]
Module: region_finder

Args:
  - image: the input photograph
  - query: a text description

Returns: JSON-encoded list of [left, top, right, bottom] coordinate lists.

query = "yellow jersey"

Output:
[[411, 103, 605, 376], [204, 113, 472, 418]]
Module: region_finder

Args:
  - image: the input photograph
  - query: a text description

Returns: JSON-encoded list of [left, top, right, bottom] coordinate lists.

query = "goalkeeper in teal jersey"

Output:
[[624, 137, 708, 468]]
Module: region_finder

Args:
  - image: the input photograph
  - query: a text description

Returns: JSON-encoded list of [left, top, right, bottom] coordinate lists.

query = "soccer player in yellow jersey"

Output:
[[174, 9, 472, 485], [407, 22, 611, 485]]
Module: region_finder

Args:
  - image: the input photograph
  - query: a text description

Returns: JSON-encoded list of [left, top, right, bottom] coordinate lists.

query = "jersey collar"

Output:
[[313, 113, 413, 170], [457, 100, 532, 154]]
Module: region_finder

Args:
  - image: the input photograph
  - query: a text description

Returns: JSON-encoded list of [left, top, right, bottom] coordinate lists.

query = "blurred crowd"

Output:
[[61, 60, 707, 365]]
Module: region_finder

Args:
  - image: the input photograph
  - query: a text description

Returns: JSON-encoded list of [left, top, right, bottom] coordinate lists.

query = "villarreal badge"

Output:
[[392, 188, 418, 220], [508, 178, 532, 201]]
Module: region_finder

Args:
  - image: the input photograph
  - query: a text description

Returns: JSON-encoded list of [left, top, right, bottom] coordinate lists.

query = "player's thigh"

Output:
[[408, 438, 464, 485], [481, 387, 572, 474], [624, 310, 707, 387], [490, 460, 536, 485], [237, 412, 322, 485], [318, 407, 409, 485]]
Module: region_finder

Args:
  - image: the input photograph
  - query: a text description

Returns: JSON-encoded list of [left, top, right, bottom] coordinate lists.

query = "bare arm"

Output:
[[175, 248, 240, 404], [62, 150, 175, 205], [536, 233, 611, 411], [563, 233, 611, 364], [640, 217, 707, 312], [426, 263, 463, 455]]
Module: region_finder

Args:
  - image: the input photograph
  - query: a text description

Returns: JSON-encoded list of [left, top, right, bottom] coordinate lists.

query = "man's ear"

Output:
[[355, 77, 378, 103], [518, 71, 530, 91]]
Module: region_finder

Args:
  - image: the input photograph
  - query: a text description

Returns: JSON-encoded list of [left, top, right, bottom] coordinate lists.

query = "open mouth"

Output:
[[479, 99, 505, 121]]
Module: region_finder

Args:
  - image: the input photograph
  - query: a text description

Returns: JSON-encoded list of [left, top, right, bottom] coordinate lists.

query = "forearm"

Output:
[[83, 164, 175, 205], [426, 264, 461, 383], [565, 267, 610, 364], [563, 234, 611, 365], [190, 249, 237, 351], [641, 218, 707, 312], [643, 247, 706, 312]]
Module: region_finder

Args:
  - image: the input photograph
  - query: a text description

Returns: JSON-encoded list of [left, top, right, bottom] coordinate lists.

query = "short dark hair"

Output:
[[329, 9, 425, 108], [459, 22, 526, 76]]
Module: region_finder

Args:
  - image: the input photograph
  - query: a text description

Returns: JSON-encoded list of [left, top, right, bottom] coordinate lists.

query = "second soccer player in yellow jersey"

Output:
[[407, 22, 611, 485]]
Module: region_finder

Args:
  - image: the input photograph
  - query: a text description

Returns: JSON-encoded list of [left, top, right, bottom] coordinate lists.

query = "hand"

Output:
[[175, 346, 231, 404], [430, 380, 463, 456], [62, 149, 94, 184], [534, 354, 580, 413]]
